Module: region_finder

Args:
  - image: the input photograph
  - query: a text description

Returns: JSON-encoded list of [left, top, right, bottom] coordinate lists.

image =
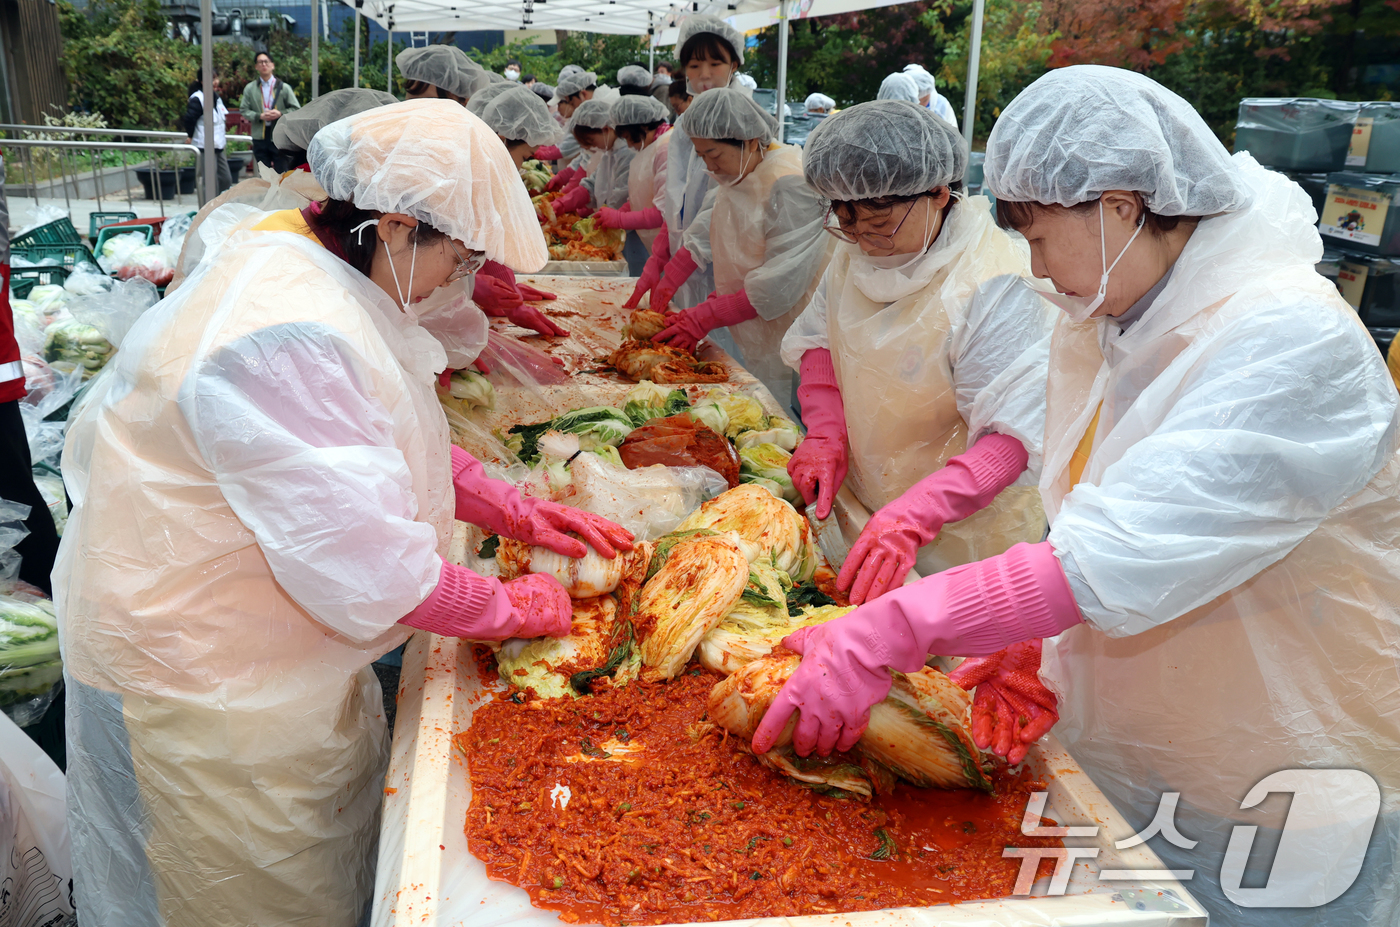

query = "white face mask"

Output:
[[505, 69, 520, 81], [1043, 199, 1145, 322]]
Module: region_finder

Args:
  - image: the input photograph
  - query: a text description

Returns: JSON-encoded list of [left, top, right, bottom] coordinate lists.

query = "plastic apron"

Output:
[[826, 196, 1045, 576], [1039, 158, 1400, 925], [711, 144, 832, 402], [627, 141, 664, 251], [54, 216, 455, 927]]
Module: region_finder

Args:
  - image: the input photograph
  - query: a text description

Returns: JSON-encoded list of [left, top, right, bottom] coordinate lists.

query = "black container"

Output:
[[1235, 98, 1359, 172], [1335, 251, 1400, 326], [135, 167, 178, 200], [1353, 102, 1400, 174], [179, 165, 197, 194], [1319, 172, 1400, 257]]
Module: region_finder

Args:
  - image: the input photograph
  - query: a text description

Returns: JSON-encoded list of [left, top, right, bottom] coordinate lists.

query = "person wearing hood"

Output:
[[56, 100, 633, 927], [756, 66, 1400, 927], [776, 97, 1053, 604], [903, 64, 958, 129], [625, 14, 748, 321], [629, 88, 831, 402], [397, 44, 481, 105]]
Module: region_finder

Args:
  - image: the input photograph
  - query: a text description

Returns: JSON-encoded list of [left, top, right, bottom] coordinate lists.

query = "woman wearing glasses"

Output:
[[780, 100, 1055, 598], [640, 88, 832, 401], [55, 101, 631, 927]]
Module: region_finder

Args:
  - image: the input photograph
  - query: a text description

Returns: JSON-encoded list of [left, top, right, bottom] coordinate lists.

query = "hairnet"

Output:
[[273, 88, 398, 151], [464, 80, 514, 116], [566, 98, 614, 132], [902, 64, 936, 97], [396, 45, 475, 98], [676, 14, 745, 65], [617, 65, 652, 87], [876, 72, 920, 103], [682, 87, 777, 143], [734, 73, 758, 90], [478, 84, 563, 146], [611, 94, 668, 127], [804, 92, 835, 113], [531, 82, 554, 102], [309, 99, 547, 270], [984, 65, 1252, 215], [802, 100, 967, 201], [558, 64, 586, 82], [556, 70, 597, 99]]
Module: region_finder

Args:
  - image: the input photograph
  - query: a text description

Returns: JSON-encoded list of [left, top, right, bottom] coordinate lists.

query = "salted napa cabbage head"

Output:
[[738, 443, 799, 506], [677, 484, 817, 581], [704, 388, 765, 438], [735, 415, 801, 452], [686, 399, 729, 436], [549, 406, 635, 450]]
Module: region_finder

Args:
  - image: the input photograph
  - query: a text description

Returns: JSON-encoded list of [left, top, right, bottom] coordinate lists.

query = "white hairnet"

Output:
[[273, 88, 397, 151], [804, 92, 835, 113], [309, 99, 547, 271], [531, 82, 554, 102], [903, 64, 936, 97], [396, 45, 475, 98], [611, 94, 669, 127], [734, 73, 758, 90], [617, 65, 652, 87], [464, 80, 514, 116], [803, 99, 967, 200], [566, 98, 613, 133], [556, 70, 597, 99], [876, 72, 920, 103], [676, 14, 745, 65], [478, 84, 563, 147], [984, 65, 1253, 215], [683, 87, 777, 143], [558, 64, 586, 82]]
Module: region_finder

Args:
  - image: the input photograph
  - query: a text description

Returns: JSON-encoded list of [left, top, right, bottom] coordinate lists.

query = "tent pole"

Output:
[[310, 0, 320, 99], [353, 1, 361, 87], [200, 0, 215, 205], [387, 27, 394, 89], [776, 0, 789, 144], [961, 0, 984, 144], [648, 13, 655, 71]]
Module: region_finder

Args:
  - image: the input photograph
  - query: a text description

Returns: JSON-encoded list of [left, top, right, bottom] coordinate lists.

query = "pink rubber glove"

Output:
[[472, 273, 524, 314], [516, 282, 557, 301], [949, 640, 1058, 765], [650, 246, 698, 312], [451, 446, 634, 558], [398, 560, 571, 640], [507, 303, 569, 337], [751, 541, 1082, 757], [595, 205, 664, 230], [788, 349, 848, 519], [534, 145, 563, 161], [623, 225, 670, 310], [553, 185, 591, 214], [576, 205, 593, 219], [654, 290, 758, 354], [478, 259, 517, 286], [839, 432, 1030, 605], [545, 167, 576, 192]]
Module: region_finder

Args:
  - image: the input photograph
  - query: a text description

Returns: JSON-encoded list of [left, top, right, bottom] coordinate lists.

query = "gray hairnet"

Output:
[[273, 88, 398, 151], [683, 88, 777, 143], [803, 100, 967, 201], [396, 45, 475, 98], [902, 64, 936, 97], [677, 14, 745, 65], [464, 80, 514, 116], [804, 92, 835, 113], [532, 82, 554, 102], [611, 94, 668, 127], [566, 98, 613, 133], [558, 64, 586, 82], [876, 72, 920, 103], [617, 65, 652, 88], [984, 65, 1253, 216], [556, 70, 597, 99], [478, 84, 563, 147]]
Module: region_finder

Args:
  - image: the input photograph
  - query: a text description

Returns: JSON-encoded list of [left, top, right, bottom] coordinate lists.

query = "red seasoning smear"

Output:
[[456, 668, 1061, 925]]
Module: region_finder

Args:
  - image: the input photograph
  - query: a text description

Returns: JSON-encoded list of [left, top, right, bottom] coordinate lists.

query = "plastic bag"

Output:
[[69, 276, 159, 350], [63, 262, 115, 297], [26, 285, 68, 316], [543, 432, 728, 540], [18, 360, 83, 467], [96, 230, 147, 271], [159, 210, 194, 262], [31, 469, 68, 537], [477, 329, 569, 387], [0, 709, 75, 926], [14, 203, 66, 238], [0, 501, 63, 730], [415, 279, 490, 371]]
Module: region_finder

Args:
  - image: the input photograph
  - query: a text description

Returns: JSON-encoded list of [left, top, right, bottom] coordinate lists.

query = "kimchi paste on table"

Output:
[[456, 667, 1062, 925]]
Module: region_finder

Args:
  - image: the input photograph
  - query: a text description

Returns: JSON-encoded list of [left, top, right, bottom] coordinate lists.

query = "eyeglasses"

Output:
[[823, 195, 927, 250], [446, 240, 487, 282]]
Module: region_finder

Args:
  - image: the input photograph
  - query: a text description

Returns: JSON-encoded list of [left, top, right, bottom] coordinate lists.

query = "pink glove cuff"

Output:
[[653, 225, 672, 265], [954, 432, 1027, 499], [479, 259, 517, 286], [703, 290, 759, 328], [664, 246, 698, 282], [399, 560, 514, 638], [943, 542, 1083, 654], [616, 206, 664, 230], [800, 348, 839, 390], [796, 349, 846, 441], [534, 145, 563, 160]]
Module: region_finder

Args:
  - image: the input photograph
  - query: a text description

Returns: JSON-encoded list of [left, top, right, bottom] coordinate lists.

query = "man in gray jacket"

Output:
[[240, 51, 300, 171]]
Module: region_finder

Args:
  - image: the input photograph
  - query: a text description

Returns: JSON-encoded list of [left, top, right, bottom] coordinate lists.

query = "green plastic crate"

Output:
[[93, 223, 155, 255], [12, 242, 98, 270], [11, 217, 83, 248], [88, 211, 137, 239], [11, 265, 72, 298]]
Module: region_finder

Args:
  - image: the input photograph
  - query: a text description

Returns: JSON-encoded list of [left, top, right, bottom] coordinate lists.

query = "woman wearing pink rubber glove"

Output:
[[557, 99, 638, 220], [623, 224, 671, 309], [779, 101, 1050, 579], [652, 88, 831, 398], [595, 95, 671, 261], [473, 259, 568, 336]]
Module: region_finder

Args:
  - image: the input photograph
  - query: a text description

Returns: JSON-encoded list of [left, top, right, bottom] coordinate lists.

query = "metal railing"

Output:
[[0, 124, 255, 218]]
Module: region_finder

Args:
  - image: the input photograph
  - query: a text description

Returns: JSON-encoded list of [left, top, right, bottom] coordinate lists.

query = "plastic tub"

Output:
[[88, 211, 137, 239], [12, 217, 84, 248], [1235, 98, 1359, 172], [1335, 251, 1400, 326], [1350, 102, 1400, 174], [539, 259, 631, 276], [1319, 172, 1400, 256]]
